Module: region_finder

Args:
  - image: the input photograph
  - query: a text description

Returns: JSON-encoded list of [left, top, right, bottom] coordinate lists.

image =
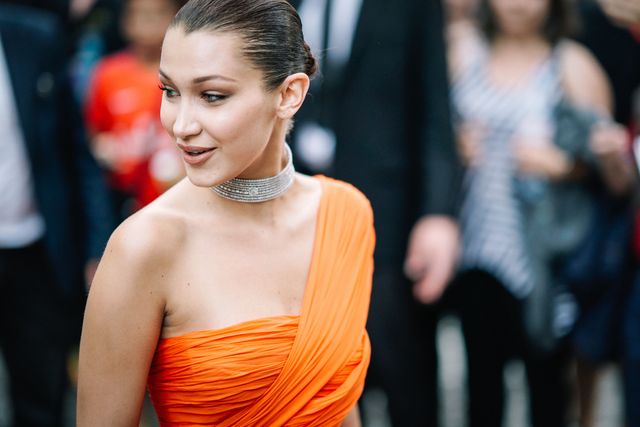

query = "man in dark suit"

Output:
[[289, 0, 460, 425], [0, 3, 113, 425]]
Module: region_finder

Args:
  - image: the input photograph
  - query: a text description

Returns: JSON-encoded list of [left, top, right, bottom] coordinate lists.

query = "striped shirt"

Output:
[[452, 41, 562, 298]]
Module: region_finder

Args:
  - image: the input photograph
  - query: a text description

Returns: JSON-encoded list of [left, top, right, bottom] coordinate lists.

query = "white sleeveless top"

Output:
[[452, 39, 563, 298]]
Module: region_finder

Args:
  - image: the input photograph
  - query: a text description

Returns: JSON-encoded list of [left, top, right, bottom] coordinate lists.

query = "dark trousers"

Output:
[[624, 274, 640, 427], [449, 269, 570, 427], [0, 240, 72, 427], [364, 267, 439, 427]]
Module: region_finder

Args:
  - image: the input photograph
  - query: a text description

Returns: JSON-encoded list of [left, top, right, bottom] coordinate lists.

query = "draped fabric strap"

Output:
[[219, 175, 375, 426], [147, 175, 375, 426]]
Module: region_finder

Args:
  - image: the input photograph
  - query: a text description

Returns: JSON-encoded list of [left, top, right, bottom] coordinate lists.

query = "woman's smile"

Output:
[[177, 143, 218, 165]]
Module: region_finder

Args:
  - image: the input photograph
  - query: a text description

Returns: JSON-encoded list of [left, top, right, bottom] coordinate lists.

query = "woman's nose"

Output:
[[173, 102, 201, 140]]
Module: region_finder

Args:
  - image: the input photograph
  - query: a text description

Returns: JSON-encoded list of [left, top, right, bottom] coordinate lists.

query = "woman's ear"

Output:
[[276, 73, 310, 119]]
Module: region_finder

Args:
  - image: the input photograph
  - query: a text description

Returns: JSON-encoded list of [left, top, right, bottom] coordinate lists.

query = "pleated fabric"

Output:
[[147, 176, 375, 426]]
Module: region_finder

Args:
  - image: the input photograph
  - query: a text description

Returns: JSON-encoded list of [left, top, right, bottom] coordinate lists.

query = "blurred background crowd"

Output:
[[0, 0, 639, 426]]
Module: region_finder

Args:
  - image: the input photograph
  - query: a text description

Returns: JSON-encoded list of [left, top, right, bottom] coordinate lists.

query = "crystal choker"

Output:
[[210, 144, 295, 203]]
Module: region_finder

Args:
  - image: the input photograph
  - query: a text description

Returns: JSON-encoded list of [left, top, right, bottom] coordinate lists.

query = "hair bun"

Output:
[[303, 42, 318, 77]]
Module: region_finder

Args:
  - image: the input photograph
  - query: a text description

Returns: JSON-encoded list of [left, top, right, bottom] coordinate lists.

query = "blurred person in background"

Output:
[[1, 0, 104, 47], [84, 0, 185, 221], [579, 0, 640, 129], [585, 4, 640, 427], [446, 0, 625, 425], [289, 0, 461, 425], [0, 2, 113, 425], [1, 0, 127, 102], [69, 0, 128, 102], [567, 1, 640, 426]]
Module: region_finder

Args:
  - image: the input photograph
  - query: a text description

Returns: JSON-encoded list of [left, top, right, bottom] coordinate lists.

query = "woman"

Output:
[[77, 0, 375, 425], [447, 0, 614, 426]]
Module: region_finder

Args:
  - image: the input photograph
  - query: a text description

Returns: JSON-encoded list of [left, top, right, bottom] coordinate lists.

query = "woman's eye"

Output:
[[202, 93, 226, 103], [158, 84, 178, 98]]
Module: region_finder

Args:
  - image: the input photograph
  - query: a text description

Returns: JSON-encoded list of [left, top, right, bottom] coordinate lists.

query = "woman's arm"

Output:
[[516, 40, 635, 189], [561, 40, 635, 194], [561, 40, 613, 116], [341, 405, 362, 427], [77, 215, 174, 426], [446, 19, 482, 80], [590, 122, 635, 195]]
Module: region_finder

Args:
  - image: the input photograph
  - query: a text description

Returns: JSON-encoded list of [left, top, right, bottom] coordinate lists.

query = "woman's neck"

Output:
[[492, 34, 549, 54], [236, 124, 289, 181], [208, 121, 293, 213]]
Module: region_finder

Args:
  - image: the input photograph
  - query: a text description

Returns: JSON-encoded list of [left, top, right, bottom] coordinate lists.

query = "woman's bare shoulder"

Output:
[[558, 39, 612, 115], [101, 182, 191, 280], [447, 23, 484, 79]]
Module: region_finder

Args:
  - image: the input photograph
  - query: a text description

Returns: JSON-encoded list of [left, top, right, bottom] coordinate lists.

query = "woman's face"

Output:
[[159, 28, 281, 188], [123, 0, 178, 52], [489, 0, 550, 38], [446, 0, 478, 21]]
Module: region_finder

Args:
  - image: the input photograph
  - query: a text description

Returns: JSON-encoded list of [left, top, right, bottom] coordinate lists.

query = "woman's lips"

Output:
[[178, 145, 217, 166]]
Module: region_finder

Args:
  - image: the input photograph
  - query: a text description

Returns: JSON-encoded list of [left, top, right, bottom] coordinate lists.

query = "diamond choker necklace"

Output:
[[210, 144, 295, 203]]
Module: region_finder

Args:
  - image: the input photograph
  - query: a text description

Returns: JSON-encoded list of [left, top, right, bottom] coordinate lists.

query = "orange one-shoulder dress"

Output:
[[147, 176, 375, 426]]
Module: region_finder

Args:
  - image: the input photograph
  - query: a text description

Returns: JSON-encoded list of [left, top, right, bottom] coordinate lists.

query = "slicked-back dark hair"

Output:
[[478, 0, 577, 45], [171, 0, 317, 91]]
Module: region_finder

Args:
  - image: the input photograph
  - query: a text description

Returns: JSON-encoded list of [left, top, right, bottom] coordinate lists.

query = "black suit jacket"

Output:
[[0, 4, 113, 294], [293, 0, 461, 268]]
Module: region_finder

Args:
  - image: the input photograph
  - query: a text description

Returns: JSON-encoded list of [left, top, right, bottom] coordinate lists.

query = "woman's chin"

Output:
[[185, 171, 227, 189]]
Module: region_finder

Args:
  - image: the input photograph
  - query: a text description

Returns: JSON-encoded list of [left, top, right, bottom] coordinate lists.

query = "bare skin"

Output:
[[405, 216, 460, 304], [78, 28, 360, 425], [589, 121, 635, 196], [598, 0, 640, 28]]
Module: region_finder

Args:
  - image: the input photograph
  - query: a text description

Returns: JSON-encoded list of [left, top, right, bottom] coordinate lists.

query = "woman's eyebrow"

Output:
[[158, 69, 237, 84]]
